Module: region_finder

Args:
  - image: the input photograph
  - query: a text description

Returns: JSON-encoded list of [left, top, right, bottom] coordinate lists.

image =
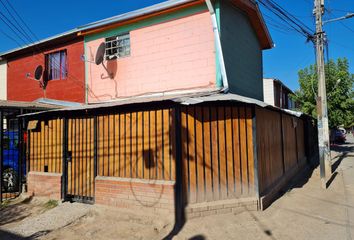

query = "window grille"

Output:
[[105, 33, 130, 60]]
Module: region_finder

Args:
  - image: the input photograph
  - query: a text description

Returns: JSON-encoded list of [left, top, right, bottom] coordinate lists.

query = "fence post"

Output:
[[280, 112, 286, 174], [62, 118, 68, 201], [94, 116, 98, 193], [0, 110, 3, 203], [18, 109, 23, 193], [252, 106, 260, 202], [295, 118, 299, 164]]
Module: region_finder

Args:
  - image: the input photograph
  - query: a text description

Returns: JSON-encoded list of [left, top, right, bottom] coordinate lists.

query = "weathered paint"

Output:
[[0, 60, 7, 100], [85, 11, 216, 103], [220, 1, 264, 101], [7, 39, 85, 102]]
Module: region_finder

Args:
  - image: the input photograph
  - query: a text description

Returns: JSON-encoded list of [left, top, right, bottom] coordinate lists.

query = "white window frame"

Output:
[[105, 33, 130, 60]]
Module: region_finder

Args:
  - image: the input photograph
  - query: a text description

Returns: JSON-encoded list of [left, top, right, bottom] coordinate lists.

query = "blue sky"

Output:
[[0, 0, 353, 91]]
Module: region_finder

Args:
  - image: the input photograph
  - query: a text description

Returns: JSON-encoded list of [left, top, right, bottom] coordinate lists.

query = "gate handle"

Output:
[[67, 151, 72, 162]]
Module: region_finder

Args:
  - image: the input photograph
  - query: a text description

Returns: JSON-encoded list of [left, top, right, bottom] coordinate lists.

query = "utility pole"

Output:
[[314, 0, 332, 189]]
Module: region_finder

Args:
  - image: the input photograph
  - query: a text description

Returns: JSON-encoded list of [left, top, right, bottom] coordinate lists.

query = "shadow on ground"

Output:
[[0, 197, 33, 226], [331, 144, 354, 173], [0, 229, 26, 240]]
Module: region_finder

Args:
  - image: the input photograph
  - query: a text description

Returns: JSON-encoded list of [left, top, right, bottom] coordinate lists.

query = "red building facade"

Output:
[[6, 38, 85, 103]]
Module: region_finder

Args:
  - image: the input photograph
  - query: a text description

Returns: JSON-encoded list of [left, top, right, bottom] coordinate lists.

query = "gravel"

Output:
[[8, 201, 92, 238]]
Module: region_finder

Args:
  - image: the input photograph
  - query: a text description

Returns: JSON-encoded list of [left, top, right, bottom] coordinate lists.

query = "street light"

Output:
[[314, 0, 353, 188], [323, 13, 354, 25]]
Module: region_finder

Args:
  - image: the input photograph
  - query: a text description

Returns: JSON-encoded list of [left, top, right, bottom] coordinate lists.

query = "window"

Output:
[[46, 50, 67, 80], [105, 33, 130, 60]]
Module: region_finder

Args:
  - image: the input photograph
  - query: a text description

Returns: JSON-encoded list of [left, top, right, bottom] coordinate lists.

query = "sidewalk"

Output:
[[174, 136, 354, 240], [1, 137, 353, 240]]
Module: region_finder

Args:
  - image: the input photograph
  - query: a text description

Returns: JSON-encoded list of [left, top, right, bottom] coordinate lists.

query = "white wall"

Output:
[[263, 78, 274, 105], [0, 60, 7, 100]]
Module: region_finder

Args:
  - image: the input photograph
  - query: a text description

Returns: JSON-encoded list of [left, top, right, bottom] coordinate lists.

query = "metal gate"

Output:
[[64, 117, 95, 203], [0, 109, 26, 203]]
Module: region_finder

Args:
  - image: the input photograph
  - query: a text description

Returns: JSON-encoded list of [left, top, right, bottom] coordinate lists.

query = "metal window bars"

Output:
[[105, 33, 131, 60]]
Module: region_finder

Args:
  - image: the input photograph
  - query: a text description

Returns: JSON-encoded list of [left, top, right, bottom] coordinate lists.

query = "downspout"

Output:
[[205, 0, 229, 93]]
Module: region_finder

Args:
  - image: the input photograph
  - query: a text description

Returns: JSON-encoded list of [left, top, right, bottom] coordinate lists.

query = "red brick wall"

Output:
[[7, 39, 85, 103], [27, 172, 62, 200], [95, 177, 175, 214]]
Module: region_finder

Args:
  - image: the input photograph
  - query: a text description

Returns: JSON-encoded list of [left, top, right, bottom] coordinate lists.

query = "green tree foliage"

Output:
[[292, 58, 354, 128]]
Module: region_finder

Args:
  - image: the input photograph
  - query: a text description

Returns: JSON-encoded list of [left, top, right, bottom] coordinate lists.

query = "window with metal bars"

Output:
[[105, 33, 131, 60]]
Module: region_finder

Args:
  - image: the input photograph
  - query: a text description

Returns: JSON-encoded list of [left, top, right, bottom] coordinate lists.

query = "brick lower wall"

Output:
[[186, 197, 259, 219], [27, 172, 62, 200], [95, 176, 175, 214]]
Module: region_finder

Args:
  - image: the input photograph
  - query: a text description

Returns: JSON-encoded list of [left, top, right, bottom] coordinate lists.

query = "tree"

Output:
[[292, 58, 354, 128]]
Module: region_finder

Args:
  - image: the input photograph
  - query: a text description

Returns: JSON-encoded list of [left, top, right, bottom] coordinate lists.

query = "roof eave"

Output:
[[77, 0, 204, 37], [230, 0, 273, 50]]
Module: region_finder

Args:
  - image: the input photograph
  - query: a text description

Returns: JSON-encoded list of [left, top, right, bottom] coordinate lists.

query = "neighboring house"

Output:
[[0, 60, 6, 100], [1, 34, 85, 103], [263, 78, 296, 109]]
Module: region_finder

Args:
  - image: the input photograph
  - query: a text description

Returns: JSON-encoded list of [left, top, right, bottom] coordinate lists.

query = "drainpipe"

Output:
[[205, 0, 229, 93]]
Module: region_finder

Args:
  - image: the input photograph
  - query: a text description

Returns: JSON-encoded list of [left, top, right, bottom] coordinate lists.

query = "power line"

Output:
[[0, 28, 22, 46], [258, 0, 315, 40], [2, 0, 40, 41], [0, 0, 35, 43], [0, 11, 33, 44], [330, 8, 354, 13], [0, 1, 105, 100]]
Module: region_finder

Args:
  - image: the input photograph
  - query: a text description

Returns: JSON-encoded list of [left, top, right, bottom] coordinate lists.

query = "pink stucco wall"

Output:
[[86, 11, 216, 103]]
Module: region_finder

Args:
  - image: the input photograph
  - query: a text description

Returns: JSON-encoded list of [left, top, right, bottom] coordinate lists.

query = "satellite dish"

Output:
[[34, 65, 43, 80], [95, 42, 106, 65]]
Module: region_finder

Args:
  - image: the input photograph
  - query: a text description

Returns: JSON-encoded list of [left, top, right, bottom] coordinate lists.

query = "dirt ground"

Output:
[[0, 136, 353, 240]]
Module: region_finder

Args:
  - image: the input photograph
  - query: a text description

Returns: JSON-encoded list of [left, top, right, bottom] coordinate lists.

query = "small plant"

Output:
[[44, 199, 58, 210], [0, 199, 10, 209]]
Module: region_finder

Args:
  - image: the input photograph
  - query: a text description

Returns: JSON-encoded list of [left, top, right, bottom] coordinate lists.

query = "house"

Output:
[[263, 78, 296, 109], [0, 33, 85, 103], [0, 0, 318, 220], [0, 60, 6, 100], [81, 0, 272, 103], [0, 0, 272, 105]]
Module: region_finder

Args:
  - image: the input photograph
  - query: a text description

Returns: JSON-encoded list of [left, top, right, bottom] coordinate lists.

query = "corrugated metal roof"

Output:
[[0, 29, 78, 57], [35, 98, 83, 107], [19, 92, 304, 118], [78, 0, 195, 31], [0, 100, 62, 109]]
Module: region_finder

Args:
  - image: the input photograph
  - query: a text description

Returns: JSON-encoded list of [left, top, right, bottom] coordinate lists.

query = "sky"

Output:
[[0, 0, 353, 91]]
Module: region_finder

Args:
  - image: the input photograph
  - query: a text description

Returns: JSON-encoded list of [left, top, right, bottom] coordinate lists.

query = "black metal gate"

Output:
[[63, 117, 95, 203], [0, 109, 25, 203]]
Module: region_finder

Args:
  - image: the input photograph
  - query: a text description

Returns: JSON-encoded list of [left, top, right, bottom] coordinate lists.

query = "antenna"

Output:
[[34, 65, 43, 80], [26, 65, 47, 91], [26, 65, 43, 81], [95, 42, 106, 65], [81, 42, 114, 78]]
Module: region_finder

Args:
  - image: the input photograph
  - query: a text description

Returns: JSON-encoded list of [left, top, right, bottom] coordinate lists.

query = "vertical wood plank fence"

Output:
[[180, 105, 255, 204], [255, 107, 307, 195], [26, 101, 314, 208]]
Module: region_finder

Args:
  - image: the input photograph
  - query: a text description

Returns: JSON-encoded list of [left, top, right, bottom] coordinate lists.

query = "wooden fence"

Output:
[[96, 109, 176, 181], [180, 105, 255, 204], [255, 107, 306, 195], [27, 101, 313, 207], [28, 119, 63, 173]]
